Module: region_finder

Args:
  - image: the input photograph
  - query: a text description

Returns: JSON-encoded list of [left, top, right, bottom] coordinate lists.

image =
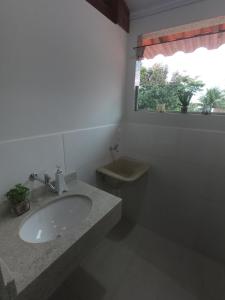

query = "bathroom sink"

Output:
[[97, 157, 149, 183], [19, 194, 92, 243]]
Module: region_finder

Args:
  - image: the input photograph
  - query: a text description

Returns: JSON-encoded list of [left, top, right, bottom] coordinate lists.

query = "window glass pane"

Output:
[[135, 46, 225, 114]]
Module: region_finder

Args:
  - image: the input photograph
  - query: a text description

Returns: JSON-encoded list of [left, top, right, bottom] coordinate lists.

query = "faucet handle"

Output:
[[114, 144, 119, 152], [109, 144, 119, 152]]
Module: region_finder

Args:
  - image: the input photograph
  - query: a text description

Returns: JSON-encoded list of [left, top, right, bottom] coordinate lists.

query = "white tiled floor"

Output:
[[50, 219, 225, 300]]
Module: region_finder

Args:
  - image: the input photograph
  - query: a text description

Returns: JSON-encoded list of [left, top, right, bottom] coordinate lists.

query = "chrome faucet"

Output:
[[109, 144, 119, 152], [29, 173, 57, 193], [109, 144, 119, 162]]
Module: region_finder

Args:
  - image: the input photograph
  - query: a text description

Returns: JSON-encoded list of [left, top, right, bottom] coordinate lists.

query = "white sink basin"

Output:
[[19, 195, 92, 244]]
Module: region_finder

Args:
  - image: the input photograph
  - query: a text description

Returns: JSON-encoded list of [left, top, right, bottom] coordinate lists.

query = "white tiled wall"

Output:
[[63, 125, 119, 184], [0, 135, 64, 198], [0, 124, 119, 201], [121, 122, 225, 262]]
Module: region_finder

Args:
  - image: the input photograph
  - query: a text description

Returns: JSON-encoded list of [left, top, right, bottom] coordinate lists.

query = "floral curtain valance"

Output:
[[136, 16, 225, 60]]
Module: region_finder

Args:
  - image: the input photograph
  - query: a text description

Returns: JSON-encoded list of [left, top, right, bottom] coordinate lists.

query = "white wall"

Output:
[[0, 0, 127, 199], [0, 0, 127, 141], [122, 0, 225, 262]]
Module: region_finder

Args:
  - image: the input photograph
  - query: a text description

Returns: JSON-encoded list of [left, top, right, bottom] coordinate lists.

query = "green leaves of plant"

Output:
[[6, 184, 30, 205]]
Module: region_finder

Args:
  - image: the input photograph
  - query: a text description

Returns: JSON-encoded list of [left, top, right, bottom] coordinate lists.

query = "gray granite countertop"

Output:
[[0, 177, 122, 298]]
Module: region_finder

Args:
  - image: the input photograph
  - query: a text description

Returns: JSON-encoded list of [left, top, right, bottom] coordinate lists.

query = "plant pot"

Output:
[[202, 105, 212, 115], [181, 105, 188, 113], [156, 104, 166, 113], [11, 199, 30, 216]]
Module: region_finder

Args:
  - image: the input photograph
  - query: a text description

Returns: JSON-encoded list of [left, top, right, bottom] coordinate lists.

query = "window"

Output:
[[134, 17, 225, 114]]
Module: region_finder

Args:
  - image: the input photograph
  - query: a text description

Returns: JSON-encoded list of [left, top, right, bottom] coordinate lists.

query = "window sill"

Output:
[[128, 109, 225, 132], [136, 110, 225, 117]]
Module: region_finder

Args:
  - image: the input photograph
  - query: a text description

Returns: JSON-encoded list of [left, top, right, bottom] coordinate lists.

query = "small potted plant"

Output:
[[178, 89, 193, 113], [6, 184, 30, 216], [156, 103, 166, 113]]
